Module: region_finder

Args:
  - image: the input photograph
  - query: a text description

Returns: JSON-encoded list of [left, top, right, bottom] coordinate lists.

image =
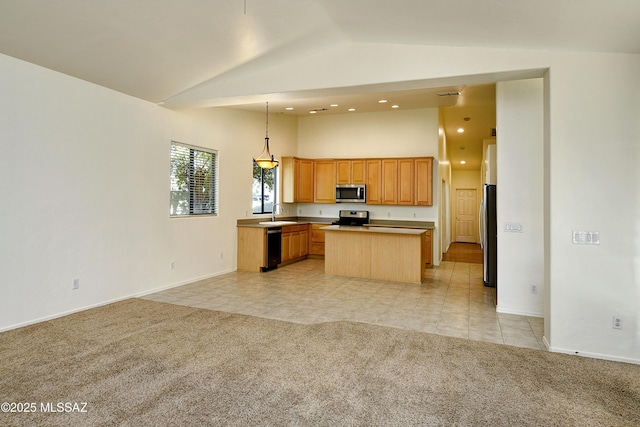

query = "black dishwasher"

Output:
[[264, 228, 282, 270]]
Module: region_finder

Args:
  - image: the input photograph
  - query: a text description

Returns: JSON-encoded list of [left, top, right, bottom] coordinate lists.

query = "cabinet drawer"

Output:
[[309, 242, 325, 255]]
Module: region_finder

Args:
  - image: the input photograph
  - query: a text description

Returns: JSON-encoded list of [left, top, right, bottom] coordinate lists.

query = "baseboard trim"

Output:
[[0, 269, 236, 333], [548, 345, 640, 365], [496, 305, 543, 318]]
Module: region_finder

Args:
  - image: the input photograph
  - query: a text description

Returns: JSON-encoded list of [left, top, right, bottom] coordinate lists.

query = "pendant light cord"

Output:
[[265, 101, 269, 139]]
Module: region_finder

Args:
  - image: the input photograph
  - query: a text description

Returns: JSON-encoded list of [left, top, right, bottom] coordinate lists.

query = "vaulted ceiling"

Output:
[[1, 0, 638, 168]]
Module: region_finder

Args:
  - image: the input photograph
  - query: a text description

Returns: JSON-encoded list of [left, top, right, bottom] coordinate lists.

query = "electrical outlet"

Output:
[[220, 251, 224, 259], [299, 208, 302, 214], [72, 279, 79, 290], [530, 284, 537, 294], [170, 261, 175, 270], [387, 212, 391, 217], [319, 209, 322, 215], [612, 316, 623, 330]]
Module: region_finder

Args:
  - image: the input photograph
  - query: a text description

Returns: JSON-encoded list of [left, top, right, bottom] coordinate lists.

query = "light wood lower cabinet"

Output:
[[237, 227, 266, 272], [324, 227, 426, 284], [309, 223, 329, 255], [282, 224, 310, 262], [424, 229, 432, 266]]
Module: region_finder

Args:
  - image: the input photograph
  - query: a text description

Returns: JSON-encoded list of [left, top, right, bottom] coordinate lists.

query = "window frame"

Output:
[[252, 161, 277, 215], [170, 141, 218, 217]]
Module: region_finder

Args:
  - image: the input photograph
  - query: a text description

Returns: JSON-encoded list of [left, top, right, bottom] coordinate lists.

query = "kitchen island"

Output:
[[322, 225, 426, 284]]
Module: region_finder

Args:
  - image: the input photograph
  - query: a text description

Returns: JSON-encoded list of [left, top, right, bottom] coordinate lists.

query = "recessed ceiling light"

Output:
[[460, 160, 466, 165], [457, 128, 464, 133], [309, 110, 317, 114], [391, 105, 399, 109], [285, 107, 293, 111], [330, 104, 339, 107], [378, 99, 387, 103], [348, 108, 356, 112]]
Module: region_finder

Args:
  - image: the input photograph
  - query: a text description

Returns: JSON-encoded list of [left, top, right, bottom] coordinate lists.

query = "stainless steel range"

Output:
[[332, 210, 370, 226]]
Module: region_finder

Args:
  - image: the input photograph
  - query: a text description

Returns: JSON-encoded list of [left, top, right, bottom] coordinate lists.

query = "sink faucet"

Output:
[[272, 203, 282, 222]]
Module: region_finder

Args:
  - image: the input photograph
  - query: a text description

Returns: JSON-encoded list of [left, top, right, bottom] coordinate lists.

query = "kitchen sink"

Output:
[[258, 221, 297, 226]]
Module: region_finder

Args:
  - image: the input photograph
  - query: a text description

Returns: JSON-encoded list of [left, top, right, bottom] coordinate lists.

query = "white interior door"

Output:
[[455, 188, 478, 243]]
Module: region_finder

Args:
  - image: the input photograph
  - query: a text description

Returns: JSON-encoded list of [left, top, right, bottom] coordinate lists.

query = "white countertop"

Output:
[[320, 225, 426, 235]]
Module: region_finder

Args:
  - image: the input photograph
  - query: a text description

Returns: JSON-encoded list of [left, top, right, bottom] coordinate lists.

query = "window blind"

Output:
[[170, 141, 218, 216]]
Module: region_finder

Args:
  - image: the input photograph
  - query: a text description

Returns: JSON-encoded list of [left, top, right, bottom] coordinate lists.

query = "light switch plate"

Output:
[[504, 222, 523, 232]]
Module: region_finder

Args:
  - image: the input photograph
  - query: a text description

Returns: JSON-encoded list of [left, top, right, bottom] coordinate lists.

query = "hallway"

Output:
[[443, 242, 483, 264]]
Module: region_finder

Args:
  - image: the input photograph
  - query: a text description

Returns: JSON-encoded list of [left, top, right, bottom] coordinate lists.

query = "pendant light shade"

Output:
[[254, 102, 279, 169]]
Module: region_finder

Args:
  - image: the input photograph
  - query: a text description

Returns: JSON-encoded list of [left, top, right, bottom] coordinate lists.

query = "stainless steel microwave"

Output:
[[336, 184, 366, 203]]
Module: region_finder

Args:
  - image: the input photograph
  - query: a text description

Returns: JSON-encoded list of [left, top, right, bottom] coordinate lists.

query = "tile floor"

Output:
[[141, 258, 546, 351]]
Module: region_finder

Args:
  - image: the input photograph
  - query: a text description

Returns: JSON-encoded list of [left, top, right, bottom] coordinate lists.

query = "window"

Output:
[[170, 141, 218, 216], [252, 162, 277, 214]]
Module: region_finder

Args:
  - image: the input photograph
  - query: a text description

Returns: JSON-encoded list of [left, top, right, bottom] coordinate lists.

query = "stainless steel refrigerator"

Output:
[[482, 184, 497, 287]]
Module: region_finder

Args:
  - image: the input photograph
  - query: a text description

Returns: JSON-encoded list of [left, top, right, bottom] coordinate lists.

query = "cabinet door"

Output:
[[425, 229, 432, 265], [290, 231, 300, 259], [281, 232, 291, 262], [237, 227, 266, 272], [381, 159, 398, 205], [281, 157, 295, 204], [300, 230, 309, 256], [397, 158, 415, 205], [351, 160, 366, 184], [366, 160, 382, 205], [415, 158, 433, 206], [314, 160, 336, 203], [297, 159, 314, 203], [336, 160, 351, 185], [309, 223, 328, 255]]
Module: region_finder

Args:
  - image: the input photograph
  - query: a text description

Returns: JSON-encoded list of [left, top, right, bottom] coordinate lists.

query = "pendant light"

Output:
[[253, 102, 279, 169]]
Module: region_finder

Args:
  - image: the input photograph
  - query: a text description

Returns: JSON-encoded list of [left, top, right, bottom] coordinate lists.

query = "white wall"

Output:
[[296, 108, 439, 222], [230, 42, 638, 363], [546, 54, 640, 362], [438, 111, 452, 259], [0, 53, 292, 331], [2, 41, 639, 363], [295, 108, 441, 263], [496, 79, 545, 317]]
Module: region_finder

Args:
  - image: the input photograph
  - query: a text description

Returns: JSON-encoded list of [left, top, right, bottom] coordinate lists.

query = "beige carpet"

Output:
[[0, 299, 638, 427]]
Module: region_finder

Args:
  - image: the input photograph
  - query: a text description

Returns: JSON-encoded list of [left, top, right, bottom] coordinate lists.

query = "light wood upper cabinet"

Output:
[[366, 160, 382, 205], [336, 160, 351, 185], [314, 160, 336, 203], [282, 156, 432, 206], [282, 157, 314, 203], [336, 159, 366, 185], [351, 160, 366, 184], [381, 159, 398, 205], [415, 157, 433, 206], [397, 158, 415, 205], [297, 159, 314, 203]]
